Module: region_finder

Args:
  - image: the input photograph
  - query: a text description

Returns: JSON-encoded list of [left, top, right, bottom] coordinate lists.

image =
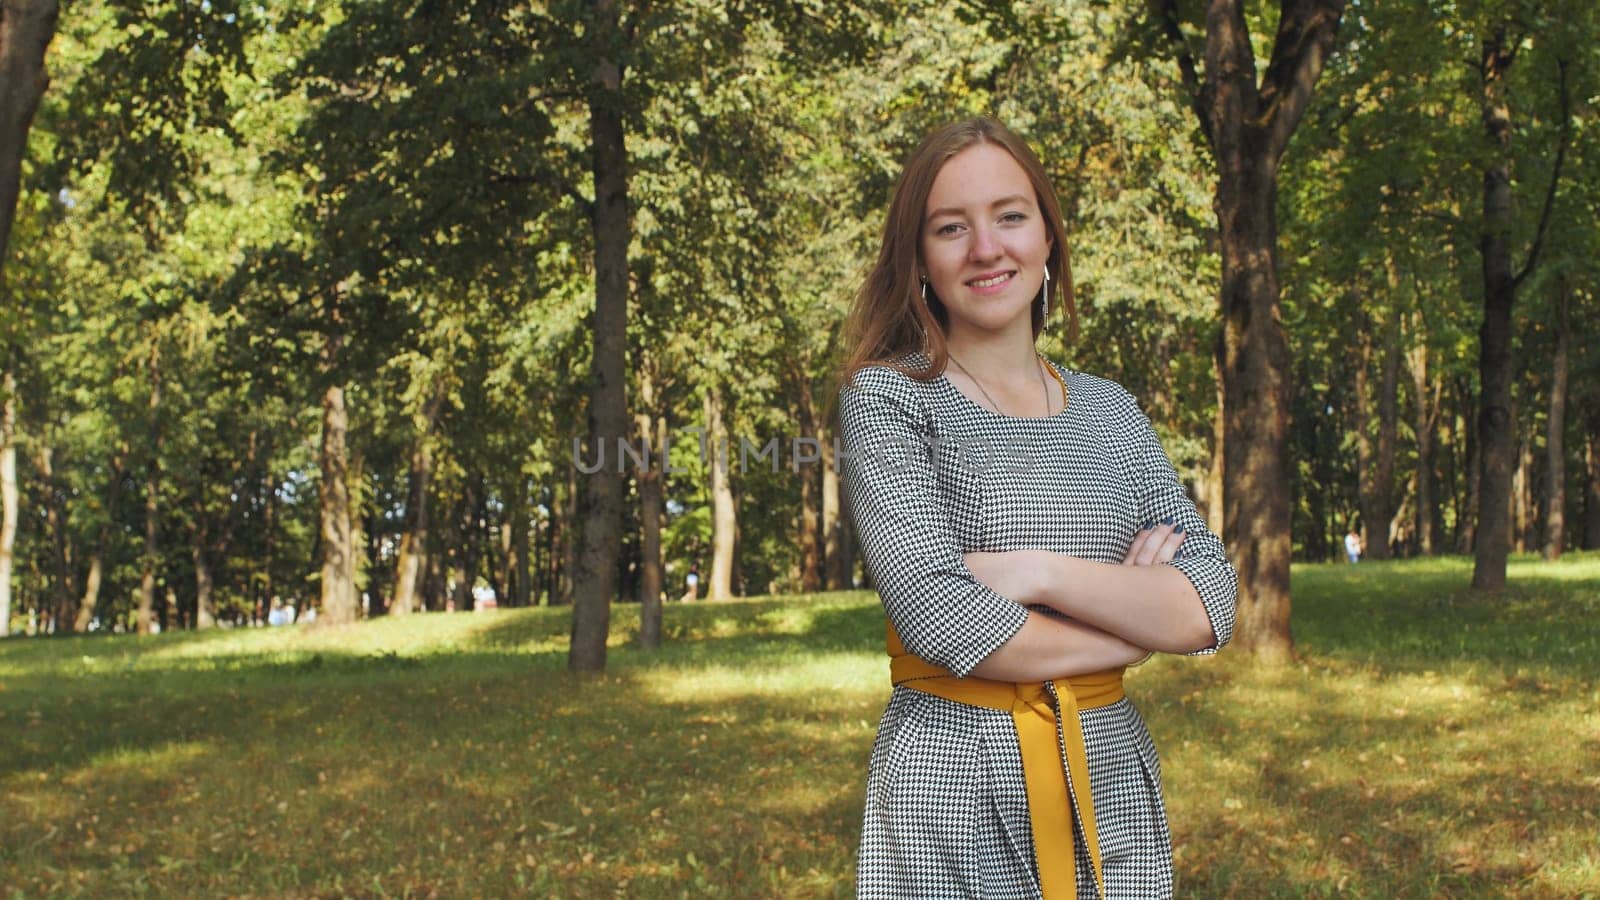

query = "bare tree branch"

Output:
[[1158, 0, 1214, 149], [489, 170, 594, 219], [1258, 0, 1345, 163], [0, 0, 60, 281], [1514, 56, 1570, 288]]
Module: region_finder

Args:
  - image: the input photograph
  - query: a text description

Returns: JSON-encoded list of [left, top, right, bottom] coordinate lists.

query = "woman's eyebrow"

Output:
[[926, 194, 1033, 220]]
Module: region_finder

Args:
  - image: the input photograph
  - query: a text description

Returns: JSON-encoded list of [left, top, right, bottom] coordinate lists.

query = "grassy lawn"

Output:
[[2, 553, 1597, 897]]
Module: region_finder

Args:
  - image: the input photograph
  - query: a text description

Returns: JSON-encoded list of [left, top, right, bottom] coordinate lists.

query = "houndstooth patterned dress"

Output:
[[837, 350, 1238, 899]]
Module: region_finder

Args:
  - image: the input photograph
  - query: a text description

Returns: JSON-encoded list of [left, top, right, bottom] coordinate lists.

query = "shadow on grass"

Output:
[[1, 655, 876, 897], [1139, 645, 1599, 896], [0, 594, 887, 779], [0, 593, 886, 692], [6, 558, 1599, 895], [462, 592, 883, 666]]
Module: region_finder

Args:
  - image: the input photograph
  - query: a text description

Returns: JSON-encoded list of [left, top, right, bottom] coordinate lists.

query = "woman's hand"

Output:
[[1123, 520, 1186, 566], [965, 524, 1186, 604], [963, 549, 1052, 605]]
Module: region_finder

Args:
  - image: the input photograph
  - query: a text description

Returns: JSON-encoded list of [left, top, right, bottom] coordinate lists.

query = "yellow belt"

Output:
[[887, 620, 1125, 899]]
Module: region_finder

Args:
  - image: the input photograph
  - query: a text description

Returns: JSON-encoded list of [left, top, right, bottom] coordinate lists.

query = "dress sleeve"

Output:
[[836, 367, 1031, 677], [1111, 385, 1238, 655]]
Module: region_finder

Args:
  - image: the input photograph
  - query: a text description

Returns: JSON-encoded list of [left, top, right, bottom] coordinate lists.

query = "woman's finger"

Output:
[[1134, 524, 1175, 566], [1122, 524, 1153, 565], [1149, 526, 1186, 564]]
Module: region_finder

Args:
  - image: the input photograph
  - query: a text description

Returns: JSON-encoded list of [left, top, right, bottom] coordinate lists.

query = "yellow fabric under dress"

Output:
[[888, 620, 1125, 900]]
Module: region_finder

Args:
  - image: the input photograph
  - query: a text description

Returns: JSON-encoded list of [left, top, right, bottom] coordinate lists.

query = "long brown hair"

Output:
[[835, 117, 1077, 389]]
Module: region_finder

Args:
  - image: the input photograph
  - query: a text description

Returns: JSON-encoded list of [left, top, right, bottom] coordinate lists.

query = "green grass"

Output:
[[2, 553, 1598, 897]]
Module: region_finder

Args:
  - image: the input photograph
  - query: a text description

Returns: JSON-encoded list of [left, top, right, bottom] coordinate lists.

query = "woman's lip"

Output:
[[965, 270, 1016, 294]]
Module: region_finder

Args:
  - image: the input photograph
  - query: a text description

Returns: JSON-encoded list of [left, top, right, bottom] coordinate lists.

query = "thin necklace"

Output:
[[947, 352, 1067, 416]]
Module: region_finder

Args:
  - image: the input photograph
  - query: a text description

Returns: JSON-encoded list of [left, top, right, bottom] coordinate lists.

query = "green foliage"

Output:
[[3, 0, 1599, 636]]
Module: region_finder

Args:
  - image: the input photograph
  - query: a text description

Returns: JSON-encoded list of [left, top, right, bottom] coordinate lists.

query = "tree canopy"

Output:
[[1, 0, 1597, 662]]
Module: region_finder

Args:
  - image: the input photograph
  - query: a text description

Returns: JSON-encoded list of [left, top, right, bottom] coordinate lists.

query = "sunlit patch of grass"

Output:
[[2, 555, 1597, 895]]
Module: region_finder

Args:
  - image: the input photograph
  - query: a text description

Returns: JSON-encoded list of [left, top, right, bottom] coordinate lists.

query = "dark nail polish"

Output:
[[1161, 516, 1174, 526], [1175, 523, 1186, 534]]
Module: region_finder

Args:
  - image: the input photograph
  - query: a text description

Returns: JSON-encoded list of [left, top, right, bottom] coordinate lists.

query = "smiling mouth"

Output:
[[967, 271, 1015, 289]]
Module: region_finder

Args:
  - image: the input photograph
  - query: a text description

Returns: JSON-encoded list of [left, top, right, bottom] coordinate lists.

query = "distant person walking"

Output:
[[680, 565, 700, 603], [1344, 529, 1362, 564]]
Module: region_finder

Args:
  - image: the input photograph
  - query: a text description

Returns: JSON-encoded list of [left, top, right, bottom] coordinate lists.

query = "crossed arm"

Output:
[[836, 371, 1236, 686], [963, 522, 1218, 682]]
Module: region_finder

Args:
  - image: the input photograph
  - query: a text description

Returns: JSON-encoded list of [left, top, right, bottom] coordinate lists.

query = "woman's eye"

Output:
[[1000, 211, 1027, 224], [935, 222, 962, 236]]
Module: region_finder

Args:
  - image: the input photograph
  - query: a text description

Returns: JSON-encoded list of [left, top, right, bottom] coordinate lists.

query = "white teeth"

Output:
[[970, 273, 1011, 288]]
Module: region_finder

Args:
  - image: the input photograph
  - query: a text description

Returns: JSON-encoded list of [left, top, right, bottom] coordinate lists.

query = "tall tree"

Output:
[[567, 0, 630, 671], [1542, 275, 1569, 559], [0, 0, 57, 277], [1156, 0, 1344, 660], [0, 0, 59, 633], [1471, 29, 1570, 589], [0, 371, 15, 634]]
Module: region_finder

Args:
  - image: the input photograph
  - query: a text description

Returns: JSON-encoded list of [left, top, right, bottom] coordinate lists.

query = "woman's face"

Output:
[[919, 142, 1051, 338]]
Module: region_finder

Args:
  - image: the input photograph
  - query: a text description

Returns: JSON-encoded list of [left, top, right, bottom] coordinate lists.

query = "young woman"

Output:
[[835, 117, 1238, 898]]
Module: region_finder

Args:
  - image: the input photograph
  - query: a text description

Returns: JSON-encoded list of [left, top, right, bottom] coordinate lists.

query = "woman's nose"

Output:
[[968, 225, 1001, 261]]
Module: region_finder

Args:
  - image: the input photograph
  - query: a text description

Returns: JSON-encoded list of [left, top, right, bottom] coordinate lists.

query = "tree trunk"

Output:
[[794, 372, 822, 592], [1542, 278, 1568, 559], [510, 477, 531, 607], [319, 365, 359, 622], [0, 370, 16, 636], [192, 528, 214, 631], [534, 486, 549, 605], [453, 473, 484, 610], [1354, 302, 1398, 561], [565, 0, 631, 667], [391, 384, 445, 616], [1407, 320, 1440, 555], [1216, 172, 1294, 662], [137, 342, 161, 634], [193, 427, 248, 629], [1583, 426, 1600, 550], [491, 516, 509, 604], [634, 447, 662, 629], [33, 443, 74, 621], [163, 584, 177, 631], [1455, 377, 1480, 555], [1352, 307, 1375, 547], [1372, 313, 1400, 558], [261, 467, 276, 622], [634, 357, 664, 648], [0, 0, 58, 281], [1387, 468, 1416, 553], [557, 464, 577, 606], [705, 385, 736, 602], [731, 480, 744, 597], [821, 422, 851, 590], [1188, 0, 1342, 661], [75, 444, 128, 633], [1203, 373, 1226, 536], [423, 550, 444, 611], [1513, 432, 1534, 553], [1300, 389, 1334, 561], [1472, 29, 1519, 589], [567, 0, 632, 670]]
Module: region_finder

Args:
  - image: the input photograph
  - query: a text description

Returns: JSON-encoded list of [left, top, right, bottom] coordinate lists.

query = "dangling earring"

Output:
[[1041, 267, 1051, 316], [920, 279, 928, 302]]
